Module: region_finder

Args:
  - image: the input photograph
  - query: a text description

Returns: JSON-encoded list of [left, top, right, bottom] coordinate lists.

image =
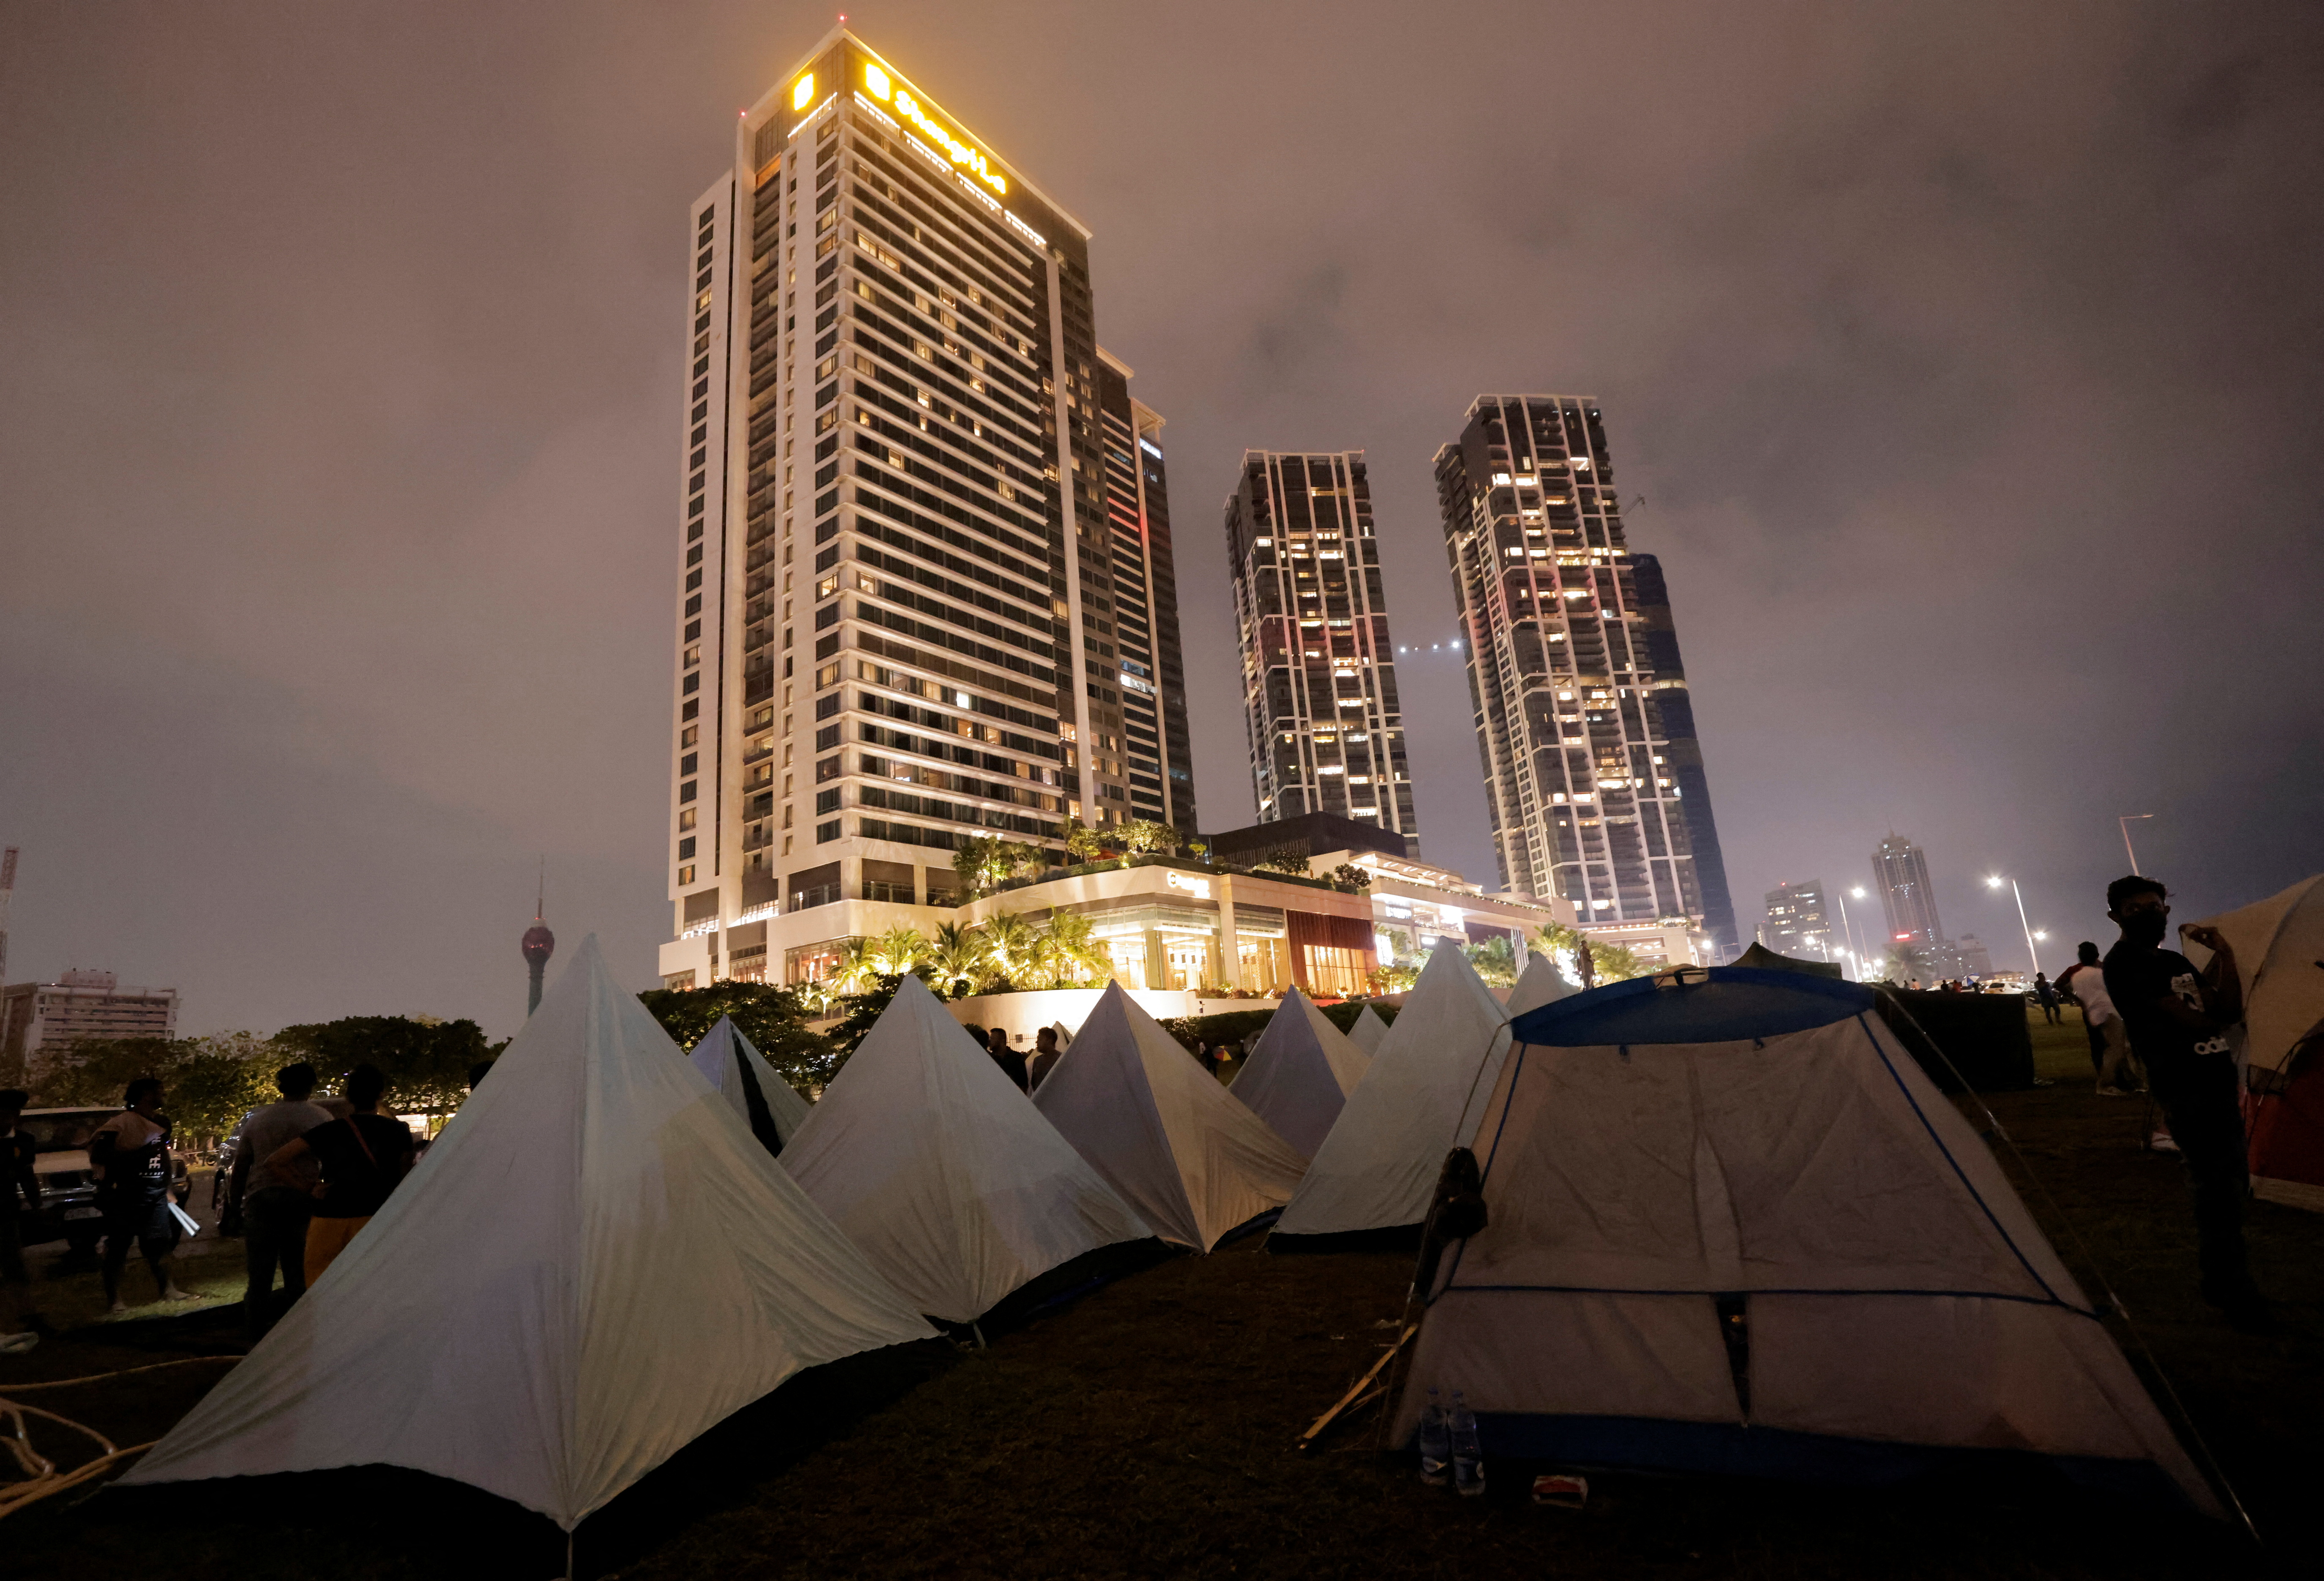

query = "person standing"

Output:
[[87, 1079, 194, 1313], [1027, 1027, 1064, 1089], [2057, 942, 2136, 1094], [985, 1026, 1029, 1093], [0, 1090, 50, 1348], [264, 1064, 415, 1284], [228, 1061, 333, 1341], [2032, 972, 2061, 1025], [2100, 875, 2268, 1329]]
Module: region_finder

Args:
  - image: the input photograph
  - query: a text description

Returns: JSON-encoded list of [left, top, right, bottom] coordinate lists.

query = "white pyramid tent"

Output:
[[1273, 944, 1512, 1241], [1036, 983, 1309, 1251], [2186, 876, 2324, 1210], [1049, 1019, 1075, 1047], [122, 937, 933, 1531], [1393, 968, 2220, 1514], [781, 975, 1151, 1322], [1503, 950, 1577, 1018], [1227, 987, 1372, 1157], [691, 1015, 813, 1152], [1347, 1004, 1391, 1056]]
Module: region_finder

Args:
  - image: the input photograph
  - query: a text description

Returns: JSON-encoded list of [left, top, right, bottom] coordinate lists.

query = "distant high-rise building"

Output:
[[1759, 879, 1837, 961], [1956, 934, 1994, 978], [1871, 834, 1944, 946], [1434, 395, 1736, 954], [1222, 450, 1416, 840], [659, 29, 1185, 991], [1, 969, 179, 1086], [1094, 354, 1195, 833]]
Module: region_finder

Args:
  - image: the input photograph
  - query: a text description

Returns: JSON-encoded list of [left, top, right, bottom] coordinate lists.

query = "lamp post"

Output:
[[1986, 875, 2044, 980], [1836, 887, 1868, 979], [2119, 814, 2155, 875]]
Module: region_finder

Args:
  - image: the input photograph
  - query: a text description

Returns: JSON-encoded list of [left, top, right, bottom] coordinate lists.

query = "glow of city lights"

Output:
[[792, 74, 815, 110]]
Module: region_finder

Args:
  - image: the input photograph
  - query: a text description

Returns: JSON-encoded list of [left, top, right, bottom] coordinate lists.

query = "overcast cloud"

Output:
[[4, 0, 2319, 1038]]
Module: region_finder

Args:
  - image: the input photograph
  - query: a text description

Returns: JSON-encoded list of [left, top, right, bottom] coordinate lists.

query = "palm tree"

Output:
[[829, 937, 878, 996], [870, 926, 927, 976], [927, 921, 986, 998], [1022, 928, 1067, 989], [1882, 943, 1936, 986], [979, 912, 1038, 987], [1462, 936, 1519, 987], [1044, 911, 1114, 985]]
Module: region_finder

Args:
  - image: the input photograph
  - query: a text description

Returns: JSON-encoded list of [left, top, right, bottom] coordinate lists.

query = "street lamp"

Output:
[[1986, 875, 2043, 979], [1832, 887, 1865, 980]]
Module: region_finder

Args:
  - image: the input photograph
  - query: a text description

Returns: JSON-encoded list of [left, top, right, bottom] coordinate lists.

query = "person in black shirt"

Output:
[[88, 1077, 194, 1312], [985, 1027, 1030, 1093], [265, 1063, 416, 1286], [1027, 1027, 1064, 1090], [2100, 874, 2268, 1327]]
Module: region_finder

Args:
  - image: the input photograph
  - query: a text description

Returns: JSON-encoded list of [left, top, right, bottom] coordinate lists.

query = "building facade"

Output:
[[1222, 450, 1416, 840], [0, 970, 180, 1086], [1871, 833, 1944, 947], [1433, 395, 1737, 956], [1094, 353, 1196, 833], [1758, 879, 1837, 962], [661, 30, 1187, 990]]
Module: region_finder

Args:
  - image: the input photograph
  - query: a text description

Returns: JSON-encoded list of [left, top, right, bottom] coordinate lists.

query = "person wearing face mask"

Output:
[[2100, 874, 2269, 1330]]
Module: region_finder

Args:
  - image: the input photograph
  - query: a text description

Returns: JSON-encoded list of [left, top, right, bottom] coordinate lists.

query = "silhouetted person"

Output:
[[230, 1061, 332, 1340], [267, 1063, 415, 1284], [0, 1090, 49, 1345], [2058, 940, 2134, 1093], [985, 1027, 1029, 1093], [88, 1078, 193, 1312], [2101, 875, 2267, 1328], [2032, 971, 2060, 1025], [1027, 1027, 1064, 1089]]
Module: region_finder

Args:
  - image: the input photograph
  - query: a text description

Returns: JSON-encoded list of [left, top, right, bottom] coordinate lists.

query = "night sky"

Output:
[[5, 1, 2319, 1039]]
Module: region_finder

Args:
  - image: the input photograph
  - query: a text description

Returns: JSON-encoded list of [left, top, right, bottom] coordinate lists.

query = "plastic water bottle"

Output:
[[1450, 1390, 1484, 1496], [1417, 1386, 1450, 1485]]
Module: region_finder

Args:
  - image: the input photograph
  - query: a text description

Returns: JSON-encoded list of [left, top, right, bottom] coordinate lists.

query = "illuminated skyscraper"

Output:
[[1094, 354, 1196, 833], [1759, 878, 1836, 961], [1222, 450, 1416, 840], [1871, 833, 1945, 947], [1435, 395, 1736, 955], [660, 30, 1182, 990]]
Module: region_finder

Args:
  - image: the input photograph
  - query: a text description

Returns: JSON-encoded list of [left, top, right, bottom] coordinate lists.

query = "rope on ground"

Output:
[[0, 1354, 243, 1392], [0, 1355, 238, 1519]]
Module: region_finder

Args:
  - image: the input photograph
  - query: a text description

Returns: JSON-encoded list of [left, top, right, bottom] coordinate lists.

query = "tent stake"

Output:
[[1298, 1323, 1415, 1451]]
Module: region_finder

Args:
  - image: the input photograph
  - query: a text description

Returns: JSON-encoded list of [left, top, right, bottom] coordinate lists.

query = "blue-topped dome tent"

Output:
[[1388, 966, 2221, 1514]]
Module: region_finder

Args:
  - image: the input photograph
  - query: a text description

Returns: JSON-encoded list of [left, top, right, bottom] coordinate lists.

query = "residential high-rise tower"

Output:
[[660, 30, 1184, 990], [1759, 879, 1836, 961], [1094, 354, 1196, 833], [1434, 396, 1736, 954], [1871, 833, 1944, 947], [1222, 450, 1416, 840]]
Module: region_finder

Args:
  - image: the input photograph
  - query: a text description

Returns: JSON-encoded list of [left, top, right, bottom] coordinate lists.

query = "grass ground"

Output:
[[3, 1006, 2317, 1580]]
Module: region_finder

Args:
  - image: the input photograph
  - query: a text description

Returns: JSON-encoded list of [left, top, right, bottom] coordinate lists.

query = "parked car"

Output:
[[13, 1106, 194, 1255]]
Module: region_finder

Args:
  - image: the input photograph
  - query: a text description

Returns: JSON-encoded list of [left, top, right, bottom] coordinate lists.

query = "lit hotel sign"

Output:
[[1165, 870, 1212, 900], [861, 61, 1007, 196]]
